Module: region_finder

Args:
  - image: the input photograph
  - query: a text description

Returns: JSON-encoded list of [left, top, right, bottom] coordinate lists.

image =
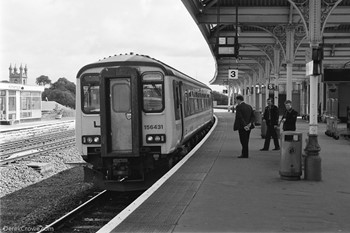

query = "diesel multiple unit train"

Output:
[[76, 53, 214, 191]]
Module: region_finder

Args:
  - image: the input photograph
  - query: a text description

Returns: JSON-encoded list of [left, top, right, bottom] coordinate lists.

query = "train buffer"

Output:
[[99, 111, 350, 233]]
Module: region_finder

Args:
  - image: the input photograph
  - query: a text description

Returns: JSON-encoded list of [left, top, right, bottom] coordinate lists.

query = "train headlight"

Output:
[[93, 136, 100, 143], [146, 134, 166, 143], [87, 137, 93, 143], [154, 136, 161, 142], [82, 135, 101, 144]]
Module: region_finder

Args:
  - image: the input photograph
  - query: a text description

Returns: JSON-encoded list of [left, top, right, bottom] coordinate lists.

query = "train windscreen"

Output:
[[142, 71, 165, 113], [82, 75, 100, 114], [143, 83, 163, 112]]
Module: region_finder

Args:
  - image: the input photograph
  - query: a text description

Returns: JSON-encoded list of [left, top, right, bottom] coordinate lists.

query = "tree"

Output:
[[36, 75, 51, 86], [43, 89, 75, 109], [42, 77, 76, 109], [52, 77, 76, 94], [212, 91, 228, 105]]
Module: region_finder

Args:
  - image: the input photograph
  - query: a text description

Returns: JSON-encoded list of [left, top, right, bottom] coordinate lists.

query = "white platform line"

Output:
[[97, 115, 218, 233]]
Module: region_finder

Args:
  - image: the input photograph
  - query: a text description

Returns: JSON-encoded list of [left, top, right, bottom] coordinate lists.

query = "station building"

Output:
[[0, 64, 44, 124]]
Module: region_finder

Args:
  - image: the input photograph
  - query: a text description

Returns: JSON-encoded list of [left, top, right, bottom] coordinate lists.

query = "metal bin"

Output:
[[279, 132, 302, 180]]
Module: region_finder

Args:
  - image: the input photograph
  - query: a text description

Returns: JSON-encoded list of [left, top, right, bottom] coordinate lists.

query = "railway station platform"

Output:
[[101, 110, 350, 233]]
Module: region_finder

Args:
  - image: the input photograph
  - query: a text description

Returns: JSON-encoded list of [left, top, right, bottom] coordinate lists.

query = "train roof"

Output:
[[77, 53, 211, 90]]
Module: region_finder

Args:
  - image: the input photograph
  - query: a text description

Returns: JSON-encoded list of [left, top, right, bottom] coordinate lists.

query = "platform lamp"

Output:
[[233, 0, 240, 106], [312, 46, 323, 75]]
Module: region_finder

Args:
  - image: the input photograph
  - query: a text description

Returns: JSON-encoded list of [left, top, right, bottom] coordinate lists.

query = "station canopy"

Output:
[[181, 0, 350, 86]]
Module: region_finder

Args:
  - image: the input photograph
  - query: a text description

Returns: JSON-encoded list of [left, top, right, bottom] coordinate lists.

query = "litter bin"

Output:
[[279, 132, 302, 180]]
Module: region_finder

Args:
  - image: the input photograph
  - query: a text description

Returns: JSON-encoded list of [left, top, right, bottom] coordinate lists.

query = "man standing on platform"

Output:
[[260, 98, 280, 151], [280, 100, 298, 140], [233, 95, 255, 158]]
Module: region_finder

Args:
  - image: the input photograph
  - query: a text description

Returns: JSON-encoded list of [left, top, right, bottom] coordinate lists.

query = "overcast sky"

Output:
[[1, 0, 223, 91]]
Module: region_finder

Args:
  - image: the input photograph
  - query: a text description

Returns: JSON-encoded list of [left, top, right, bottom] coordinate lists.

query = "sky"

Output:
[[1, 0, 223, 91]]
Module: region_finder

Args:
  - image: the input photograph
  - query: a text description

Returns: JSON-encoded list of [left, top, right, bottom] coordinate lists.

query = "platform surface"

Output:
[[109, 111, 350, 233]]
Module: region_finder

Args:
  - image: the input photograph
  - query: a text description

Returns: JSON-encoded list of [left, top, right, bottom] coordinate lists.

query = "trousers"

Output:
[[263, 125, 280, 149], [238, 129, 251, 157]]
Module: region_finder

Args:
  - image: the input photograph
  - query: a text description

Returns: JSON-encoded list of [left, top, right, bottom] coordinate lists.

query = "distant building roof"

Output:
[[0, 82, 44, 91]]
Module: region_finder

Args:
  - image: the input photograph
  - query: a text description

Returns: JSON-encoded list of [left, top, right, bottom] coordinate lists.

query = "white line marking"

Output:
[[97, 115, 218, 233]]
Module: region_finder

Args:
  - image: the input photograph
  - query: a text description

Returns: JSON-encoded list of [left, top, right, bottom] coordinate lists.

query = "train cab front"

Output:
[[92, 66, 143, 191], [80, 65, 166, 191]]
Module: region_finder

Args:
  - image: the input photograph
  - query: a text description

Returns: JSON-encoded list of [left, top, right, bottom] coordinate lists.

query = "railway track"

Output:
[[0, 124, 76, 165], [35, 120, 214, 233], [0, 130, 75, 154], [0, 120, 74, 143], [0, 137, 76, 165], [37, 190, 143, 233]]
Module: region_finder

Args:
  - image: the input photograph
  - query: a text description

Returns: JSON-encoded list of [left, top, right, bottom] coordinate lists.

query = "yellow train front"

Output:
[[76, 53, 213, 191]]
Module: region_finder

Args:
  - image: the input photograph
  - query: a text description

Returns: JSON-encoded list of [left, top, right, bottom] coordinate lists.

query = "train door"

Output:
[[100, 67, 141, 157], [173, 80, 184, 142]]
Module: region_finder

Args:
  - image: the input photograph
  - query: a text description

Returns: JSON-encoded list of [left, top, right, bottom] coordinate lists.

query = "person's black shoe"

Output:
[[237, 155, 248, 158], [260, 148, 268, 151], [273, 147, 280, 151]]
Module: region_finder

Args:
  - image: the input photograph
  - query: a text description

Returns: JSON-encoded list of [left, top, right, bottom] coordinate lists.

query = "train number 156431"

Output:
[[144, 124, 164, 130]]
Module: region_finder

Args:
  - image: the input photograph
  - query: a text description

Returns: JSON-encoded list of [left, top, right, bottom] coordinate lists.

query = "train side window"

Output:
[[82, 75, 100, 114], [184, 90, 189, 117], [189, 96, 193, 115], [190, 92, 194, 115], [194, 97, 198, 113]]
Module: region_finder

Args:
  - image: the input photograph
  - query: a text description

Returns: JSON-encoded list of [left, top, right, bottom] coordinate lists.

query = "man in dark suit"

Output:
[[260, 98, 280, 151], [233, 95, 255, 158]]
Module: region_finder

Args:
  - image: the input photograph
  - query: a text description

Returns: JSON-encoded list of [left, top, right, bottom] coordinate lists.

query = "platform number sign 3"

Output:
[[268, 83, 275, 90], [228, 69, 238, 79]]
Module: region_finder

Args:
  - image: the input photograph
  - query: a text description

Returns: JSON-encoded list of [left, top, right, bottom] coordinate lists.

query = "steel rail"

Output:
[[0, 121, 74, 144], [0, 130, 75, 153], [0, 138, 76, 165], [0, 120, 74, 134], [36, 190, 108, 233]]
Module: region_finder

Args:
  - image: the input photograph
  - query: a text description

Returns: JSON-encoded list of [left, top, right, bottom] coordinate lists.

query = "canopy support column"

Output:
[[304, 0, 322, 181]]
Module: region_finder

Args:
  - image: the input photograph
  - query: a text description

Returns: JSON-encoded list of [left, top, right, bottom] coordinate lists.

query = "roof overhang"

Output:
[[181, 0, 350, 86]]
